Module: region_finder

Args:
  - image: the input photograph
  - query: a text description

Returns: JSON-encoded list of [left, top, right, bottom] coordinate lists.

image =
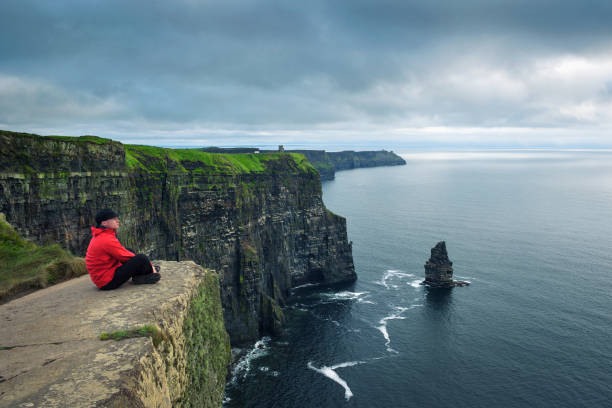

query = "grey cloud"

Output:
[[1, 0, 612, 146]]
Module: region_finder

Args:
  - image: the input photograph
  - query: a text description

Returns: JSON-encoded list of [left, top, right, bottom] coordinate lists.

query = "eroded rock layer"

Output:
[[423, 241, 469, 288]]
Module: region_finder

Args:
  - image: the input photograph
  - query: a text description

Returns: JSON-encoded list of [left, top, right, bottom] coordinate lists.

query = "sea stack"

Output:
[[423, 241, 469, 288]]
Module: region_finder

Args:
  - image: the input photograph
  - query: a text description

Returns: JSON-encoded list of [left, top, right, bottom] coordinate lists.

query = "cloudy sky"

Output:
[[1, 0, 612, 148]]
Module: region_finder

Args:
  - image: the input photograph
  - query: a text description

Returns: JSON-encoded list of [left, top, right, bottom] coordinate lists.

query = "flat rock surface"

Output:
[[0, 260, 203, 408]]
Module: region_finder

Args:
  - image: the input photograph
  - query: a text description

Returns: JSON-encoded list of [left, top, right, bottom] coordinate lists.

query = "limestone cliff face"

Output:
[[327, 150, 406, 173], [0, 130, 356, 345], [262, 149, 406, 181]]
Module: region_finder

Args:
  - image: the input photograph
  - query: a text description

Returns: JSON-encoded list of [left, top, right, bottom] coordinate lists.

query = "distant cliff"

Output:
[[327, 150, 406, 174], [0, 130, 356, 345], [258, 149, 406, 180]]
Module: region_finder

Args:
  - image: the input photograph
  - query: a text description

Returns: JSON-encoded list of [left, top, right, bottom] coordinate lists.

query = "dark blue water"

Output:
[[224, 150, 612, 408]]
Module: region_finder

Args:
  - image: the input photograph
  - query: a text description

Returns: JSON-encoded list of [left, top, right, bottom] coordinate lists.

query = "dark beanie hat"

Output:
[[95, 209, 119, 224]]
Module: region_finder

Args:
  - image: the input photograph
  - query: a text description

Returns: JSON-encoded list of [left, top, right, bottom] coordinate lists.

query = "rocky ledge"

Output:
[[422, 241, 470, 288], [0, 261, 230, 408]]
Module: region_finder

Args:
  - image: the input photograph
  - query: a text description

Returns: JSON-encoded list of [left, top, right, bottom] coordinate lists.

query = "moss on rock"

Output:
[[45, 135, 115, 145], [181, 271, 230, 408], [0, 213, 87, 303], [100, 325, 165, 346]]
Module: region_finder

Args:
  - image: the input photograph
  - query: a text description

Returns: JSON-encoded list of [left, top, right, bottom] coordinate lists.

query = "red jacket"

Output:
[[85, 226, 135, 288]]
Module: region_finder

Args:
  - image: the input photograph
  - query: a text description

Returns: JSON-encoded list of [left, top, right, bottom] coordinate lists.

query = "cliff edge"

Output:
[[0, 130, 356, 344], [0, 261, 230, 408]]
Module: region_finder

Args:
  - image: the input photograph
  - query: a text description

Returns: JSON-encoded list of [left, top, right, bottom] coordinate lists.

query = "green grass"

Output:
[[286, 153, 318, 173], [99, 325, 165, 346], [125, 144, 317, 175], [0, 129, 113, 145], [3, 129, 317, 176], [181, 272, 230, 407], [0, 214, 87, 304], [45, 135, 114, 144]]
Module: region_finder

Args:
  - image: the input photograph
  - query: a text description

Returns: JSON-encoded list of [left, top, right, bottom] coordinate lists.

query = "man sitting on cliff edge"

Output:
[[86, 209, 160, 290]]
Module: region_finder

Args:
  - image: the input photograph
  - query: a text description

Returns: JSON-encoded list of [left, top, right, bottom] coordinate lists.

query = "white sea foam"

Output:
[[321, 291, 375, 304], [230, 337, 271, 384], [376, 306, 417, 352], [324, 291, 366, 300], [291, 282, 320, 291], [258, 366, 280, 376], [307, 361, 365, 400], [375, 325, 396, 353], [409, 279, 423, 288], [377, 269, 415, 289]]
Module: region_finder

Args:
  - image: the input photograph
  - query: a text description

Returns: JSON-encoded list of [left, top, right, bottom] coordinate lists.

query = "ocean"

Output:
[[224, 150, 612, 408]]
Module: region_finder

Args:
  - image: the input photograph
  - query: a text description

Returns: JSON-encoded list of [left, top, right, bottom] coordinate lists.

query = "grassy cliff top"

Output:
[[125, 144, 317, 175], [1, 130, 318, 176], [287, 150, 335, 171], [0, 214, 86, 304], [45, 134, 116, 145], [0, 130, 125, 173], [0, 129, 120, 146]]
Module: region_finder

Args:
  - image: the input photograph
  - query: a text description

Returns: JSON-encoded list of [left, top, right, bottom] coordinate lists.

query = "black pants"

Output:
[[100, 254, 153, 290]]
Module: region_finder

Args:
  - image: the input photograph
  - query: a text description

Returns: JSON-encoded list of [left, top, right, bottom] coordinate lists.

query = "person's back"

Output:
[[85, 209, 160, 290], [86, 225, 134, 288]]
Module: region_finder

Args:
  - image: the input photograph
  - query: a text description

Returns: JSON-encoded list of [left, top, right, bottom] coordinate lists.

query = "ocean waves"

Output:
[[290, 290, 375, 309], [228, 337, 271, 385], [321, 290, 375, 304], [226, 267, 426, 405], [376, 304, 422, 352], [307, 360, 365, 400], [377, 269, 415, 289]]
